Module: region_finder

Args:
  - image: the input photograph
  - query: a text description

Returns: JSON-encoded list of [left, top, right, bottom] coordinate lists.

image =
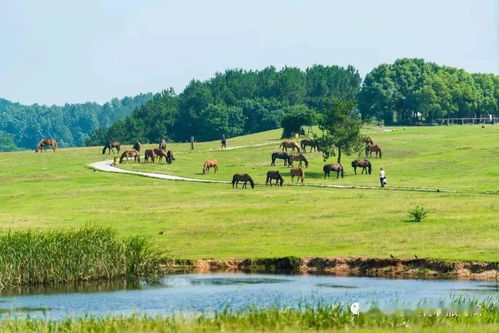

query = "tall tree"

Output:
[[316, 99, 362, 164]]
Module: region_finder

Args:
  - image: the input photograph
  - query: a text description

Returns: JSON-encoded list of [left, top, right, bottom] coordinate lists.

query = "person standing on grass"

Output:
[[379, 168, 386, 187], [221, 134, 227, 149]]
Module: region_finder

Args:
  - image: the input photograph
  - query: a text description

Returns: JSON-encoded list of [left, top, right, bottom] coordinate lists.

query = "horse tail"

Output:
[[368, 162, 372, 174], [247, 175, 255, 189], [379, 148, 382, 158], [340, 164, 344, 177], [232, 174, 236, 187]]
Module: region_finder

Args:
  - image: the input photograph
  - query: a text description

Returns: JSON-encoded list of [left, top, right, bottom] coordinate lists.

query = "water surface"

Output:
[[0, 273, 496, 320]]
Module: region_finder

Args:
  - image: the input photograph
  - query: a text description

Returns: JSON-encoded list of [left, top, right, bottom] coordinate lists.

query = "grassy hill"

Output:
[[0, 125, 497, 261]]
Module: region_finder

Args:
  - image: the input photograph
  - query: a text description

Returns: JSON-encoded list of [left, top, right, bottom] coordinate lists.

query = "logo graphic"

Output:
[[350, 302, 360, 315]]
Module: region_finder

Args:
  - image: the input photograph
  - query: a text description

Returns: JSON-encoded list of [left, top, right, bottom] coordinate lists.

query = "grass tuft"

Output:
[[0, 227, 162, 288]]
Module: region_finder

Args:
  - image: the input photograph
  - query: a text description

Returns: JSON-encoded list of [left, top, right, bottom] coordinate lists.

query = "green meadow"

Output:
[[0, 125, 498, 261]]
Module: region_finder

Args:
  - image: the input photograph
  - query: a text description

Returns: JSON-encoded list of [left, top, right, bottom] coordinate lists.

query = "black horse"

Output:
[[266, 171, 284, 186], [133, 141, 141, 152], [351, 160, 372, 175], [323, 163, 344, 179], [102, 141, 121, 155], [232, 174, 255, 189], [271, 152, 289, 166]]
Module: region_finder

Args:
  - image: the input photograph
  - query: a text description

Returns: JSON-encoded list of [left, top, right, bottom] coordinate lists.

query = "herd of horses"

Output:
[[34, 134, 383, 189]]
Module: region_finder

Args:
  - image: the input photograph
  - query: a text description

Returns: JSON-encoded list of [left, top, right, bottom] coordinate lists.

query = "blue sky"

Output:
[[1, 0, 497, 105]]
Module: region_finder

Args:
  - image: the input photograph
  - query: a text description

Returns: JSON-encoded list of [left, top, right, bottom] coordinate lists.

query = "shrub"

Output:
[[408, 205, 429, 222]]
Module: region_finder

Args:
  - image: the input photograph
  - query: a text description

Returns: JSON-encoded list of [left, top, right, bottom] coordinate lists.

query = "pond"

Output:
[[0, 273, 497, 320]]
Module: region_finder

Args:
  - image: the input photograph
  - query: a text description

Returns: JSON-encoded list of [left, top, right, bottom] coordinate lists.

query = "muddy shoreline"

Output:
[[166, 257, 498, 281]]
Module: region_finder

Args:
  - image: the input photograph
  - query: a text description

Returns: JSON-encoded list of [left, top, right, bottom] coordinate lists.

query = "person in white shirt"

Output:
[[379, 168, 386, 187]]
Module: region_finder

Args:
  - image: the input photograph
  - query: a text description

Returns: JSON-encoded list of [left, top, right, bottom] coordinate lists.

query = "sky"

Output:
[[1, 0, 498, 105]]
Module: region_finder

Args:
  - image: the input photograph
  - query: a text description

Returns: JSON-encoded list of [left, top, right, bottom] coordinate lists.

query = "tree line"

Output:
[[87, 59, 498, 147], [0, 93, 153, 151]]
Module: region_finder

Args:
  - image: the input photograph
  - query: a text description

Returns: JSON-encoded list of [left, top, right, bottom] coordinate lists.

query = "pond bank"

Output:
[[168, 257, 498, 281]]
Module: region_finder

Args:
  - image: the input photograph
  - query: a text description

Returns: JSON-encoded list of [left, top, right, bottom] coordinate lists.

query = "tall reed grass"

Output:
[[0, 227, 162, 288], [0, 301, 497, 332]]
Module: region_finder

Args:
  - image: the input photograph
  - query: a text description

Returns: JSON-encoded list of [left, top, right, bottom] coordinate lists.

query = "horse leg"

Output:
[[214, 165, 218, 174]]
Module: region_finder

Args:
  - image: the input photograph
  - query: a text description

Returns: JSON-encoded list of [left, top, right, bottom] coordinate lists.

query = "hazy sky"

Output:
[[1, 0, 497, 105]]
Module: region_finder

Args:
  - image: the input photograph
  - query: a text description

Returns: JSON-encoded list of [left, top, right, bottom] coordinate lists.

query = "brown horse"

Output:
[[232, 173, 255, 189], [351, 159, 372, 175], [133, 141, 141, 152], [35, 139, 58, 152], [290, 168, 305, 183], [102, 141, 121, 155], [365, 144, 382, 158], [362, 136, 374, 145], [203, 160, 218, 174], [280, 141, 301, 153], [119, 150, 141, 163], [266, 171, 284, 186], [300, 138, 320, 153], [153, 149, 175, 164], [159, 138, 167, 151], [288, 153, 309, 168], [271, 152, 289, 166], [323, 163, 344, 179], [144, 149, 156, 163]]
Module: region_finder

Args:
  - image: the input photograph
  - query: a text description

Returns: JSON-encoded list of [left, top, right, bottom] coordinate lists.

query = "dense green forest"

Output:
[[87, 59, 498, 146], [2, 58, 497, 151], [0, 93, 153, 151], [86, 65, 362, 144], [358, 58, 499, 125]]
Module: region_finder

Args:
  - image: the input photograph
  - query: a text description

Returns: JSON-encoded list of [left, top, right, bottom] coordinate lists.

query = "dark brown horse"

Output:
[[159, 138, 167, 151], [119, 150, 141, 163], [323, 163, 344, 179], [351, 159, 372, 175], [300, 138, 320, 153], [133, 141, 141, 152], [362, 136, 374, 145], [271, 152, 289, 166], [288, 153, 309, 168], [290, 168, 305, 183], [153, 148, 175, 164], [280, 140, 301, 153], [232, 173, 255, 189], [365, 144, 382, 158], [102, 141, 121, 155], [144, 149, 156, 163], [203, 160, 218, 174], [266, 171, 284, 186], [35, 139, 58, 152]]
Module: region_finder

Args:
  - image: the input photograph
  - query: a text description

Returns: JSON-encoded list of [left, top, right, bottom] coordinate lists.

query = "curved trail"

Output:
[[88, 160, 495, 194], [88, 138, 497, 195]]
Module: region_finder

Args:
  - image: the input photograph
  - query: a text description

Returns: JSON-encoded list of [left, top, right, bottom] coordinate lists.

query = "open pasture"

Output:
[[0, 126, 498, 261]]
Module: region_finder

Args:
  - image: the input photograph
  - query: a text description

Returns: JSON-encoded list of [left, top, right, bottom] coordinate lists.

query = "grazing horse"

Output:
[[323, 163, 344, 179], [144, 149, 156, 163], [288, 153, 309, 168], [280, 141, 301, 153], [271, 152, 289, 166], [362, 136, 374, 145], [351, 159, 372, 175], [290, 168, 305, 183], [133, 141, 141, 152], [203, 160, 218, 174], [119, 150, 141, 163], [365, 144, 382, 158], [35, 139, 57, 152], [266, 171, 284, 186], [232, 173, 255, 189], [300, 138, 320, 153], [102, 141, 121, 155], [153, 148, 175, 164]]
